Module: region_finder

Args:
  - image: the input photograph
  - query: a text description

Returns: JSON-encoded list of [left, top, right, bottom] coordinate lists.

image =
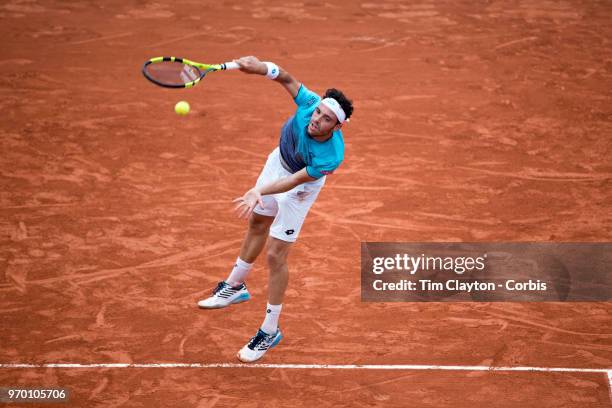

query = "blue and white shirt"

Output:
[[278, 85, 345, 179]]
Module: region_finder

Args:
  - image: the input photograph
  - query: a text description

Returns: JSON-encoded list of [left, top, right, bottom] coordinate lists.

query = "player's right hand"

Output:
[[233, 56, 267, 75]]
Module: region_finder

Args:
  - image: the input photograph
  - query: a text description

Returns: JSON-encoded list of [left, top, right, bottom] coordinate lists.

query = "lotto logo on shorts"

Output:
[[320, 170, 334, 175], [285, 229, 295, 235]]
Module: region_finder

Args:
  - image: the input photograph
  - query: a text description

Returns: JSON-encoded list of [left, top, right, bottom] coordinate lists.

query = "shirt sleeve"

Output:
[[293, 84, 320, 108], [306, 159, 342, 179]]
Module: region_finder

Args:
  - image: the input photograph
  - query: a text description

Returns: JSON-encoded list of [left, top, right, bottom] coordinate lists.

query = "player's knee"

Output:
[[266, 248, 287, 270]]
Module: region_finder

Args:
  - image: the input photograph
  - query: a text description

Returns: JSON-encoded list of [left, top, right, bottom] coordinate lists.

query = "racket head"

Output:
[[142, 57, 213, 88]]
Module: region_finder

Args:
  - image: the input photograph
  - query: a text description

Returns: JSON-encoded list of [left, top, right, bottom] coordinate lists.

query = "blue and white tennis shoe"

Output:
[[237, 328, 283, 363], [197, 281, 250, 309]]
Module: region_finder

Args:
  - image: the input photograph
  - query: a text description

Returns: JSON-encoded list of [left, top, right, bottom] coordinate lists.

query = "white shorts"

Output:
[[253, 147, 325, 243]]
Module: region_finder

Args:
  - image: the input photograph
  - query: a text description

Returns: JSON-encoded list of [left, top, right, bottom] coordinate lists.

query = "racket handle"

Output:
[[223, 61, 240, 70]]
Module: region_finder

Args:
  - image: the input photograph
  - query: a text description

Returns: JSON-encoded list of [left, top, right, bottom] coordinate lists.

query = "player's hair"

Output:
[[324, 88, 354, 122]]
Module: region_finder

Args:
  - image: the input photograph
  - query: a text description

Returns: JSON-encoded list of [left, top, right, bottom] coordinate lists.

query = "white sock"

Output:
[[260, 303, 282, 334], [226, 257, 252, 287]]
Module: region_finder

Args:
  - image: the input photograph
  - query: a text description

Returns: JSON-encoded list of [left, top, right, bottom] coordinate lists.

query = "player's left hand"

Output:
[[233, 188, 264, 219]]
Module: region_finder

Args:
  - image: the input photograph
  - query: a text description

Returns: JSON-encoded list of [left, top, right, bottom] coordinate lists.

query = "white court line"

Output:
[[3, 363, 611, 392], [0, 363, 609, 374], [3, 363, 610, 401]]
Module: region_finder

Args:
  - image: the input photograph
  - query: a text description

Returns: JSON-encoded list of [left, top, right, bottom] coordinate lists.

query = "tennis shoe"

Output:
[[237, 328, 283, 363], [197, 281, 250, 309]]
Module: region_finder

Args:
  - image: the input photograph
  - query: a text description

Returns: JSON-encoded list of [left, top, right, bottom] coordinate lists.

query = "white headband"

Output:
[[320, 98, 349, 123]]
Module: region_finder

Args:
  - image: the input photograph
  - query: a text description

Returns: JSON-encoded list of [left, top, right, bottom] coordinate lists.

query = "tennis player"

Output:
[[198, 56, 353, 362]]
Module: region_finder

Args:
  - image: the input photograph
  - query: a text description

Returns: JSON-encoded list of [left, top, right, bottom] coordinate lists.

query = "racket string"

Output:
[[144, 61, 203, 87]]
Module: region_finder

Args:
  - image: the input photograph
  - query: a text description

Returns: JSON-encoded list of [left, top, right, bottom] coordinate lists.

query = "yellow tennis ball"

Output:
[[175, 101, 190, 115]]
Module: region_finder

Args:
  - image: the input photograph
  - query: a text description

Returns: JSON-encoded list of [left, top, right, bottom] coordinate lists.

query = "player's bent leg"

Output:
[[198, 214, 275, 309], [239, 212, 275, 263]]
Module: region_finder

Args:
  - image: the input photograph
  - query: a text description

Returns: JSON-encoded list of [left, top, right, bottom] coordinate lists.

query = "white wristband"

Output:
[[263, 61, 280, 80]]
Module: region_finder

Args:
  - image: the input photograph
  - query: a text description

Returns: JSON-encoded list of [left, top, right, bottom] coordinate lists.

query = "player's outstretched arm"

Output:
[[233, 56, 301, 99], [233, 169, 315, 219]]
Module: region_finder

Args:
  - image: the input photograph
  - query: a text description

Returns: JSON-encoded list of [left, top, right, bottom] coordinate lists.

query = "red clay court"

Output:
[[1, 0, 611, 406]]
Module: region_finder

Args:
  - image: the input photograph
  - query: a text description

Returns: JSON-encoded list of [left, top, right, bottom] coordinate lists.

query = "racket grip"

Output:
[[223, 61, 240, 70]]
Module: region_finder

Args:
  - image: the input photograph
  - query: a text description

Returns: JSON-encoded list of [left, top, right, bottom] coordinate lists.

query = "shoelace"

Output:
[[247, 331, 271, 350], [212, 281, 245, 295], [212, 281, 227, 295]]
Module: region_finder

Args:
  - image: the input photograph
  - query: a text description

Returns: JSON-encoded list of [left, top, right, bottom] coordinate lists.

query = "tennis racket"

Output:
[[142, 57, 240, 88]]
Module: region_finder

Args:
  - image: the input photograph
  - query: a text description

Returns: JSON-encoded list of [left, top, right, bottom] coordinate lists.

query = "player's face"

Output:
[[307, 103, 341, 137]]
